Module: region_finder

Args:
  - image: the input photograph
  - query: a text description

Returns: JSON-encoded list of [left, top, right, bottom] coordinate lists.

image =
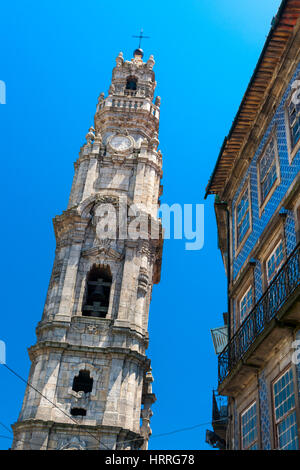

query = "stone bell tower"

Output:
[[12, 48, 163, 450]]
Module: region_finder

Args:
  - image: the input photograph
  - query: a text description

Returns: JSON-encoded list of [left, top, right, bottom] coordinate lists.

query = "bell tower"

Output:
[[12, 48, 163, 450]]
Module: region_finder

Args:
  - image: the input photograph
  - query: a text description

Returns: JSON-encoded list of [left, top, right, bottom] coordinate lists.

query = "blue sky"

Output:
[[0, 0, 281, 450]]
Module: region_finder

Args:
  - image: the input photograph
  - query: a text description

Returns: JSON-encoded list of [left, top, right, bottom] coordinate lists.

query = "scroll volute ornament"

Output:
[[138, 267, 149, 295]]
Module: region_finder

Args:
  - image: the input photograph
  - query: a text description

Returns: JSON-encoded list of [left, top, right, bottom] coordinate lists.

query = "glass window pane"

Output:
[[236, 187, 250, 246], [289, 99, 300, 148], [241, 402, 258, 450], [273, 369, 299, 450], [267, 241, 284, 283], [259, 137, 278, 203], [240, 287, 253, 322]]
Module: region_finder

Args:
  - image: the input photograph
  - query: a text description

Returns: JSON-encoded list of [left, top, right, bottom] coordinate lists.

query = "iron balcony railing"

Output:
[[212, 390, 228, 423], [219, 242, 300, 385]]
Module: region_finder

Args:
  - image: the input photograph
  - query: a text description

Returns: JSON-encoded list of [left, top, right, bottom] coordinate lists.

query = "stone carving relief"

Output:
[[51, 259, 63, 283], [86, 126, 95, 145], [138, 267, 149, 295], [69, 389, 91, 410], [58, 436, 87, 450]]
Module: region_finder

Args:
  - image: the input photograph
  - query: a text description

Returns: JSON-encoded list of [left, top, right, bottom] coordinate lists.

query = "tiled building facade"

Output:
[[206, 0, 300, 450]]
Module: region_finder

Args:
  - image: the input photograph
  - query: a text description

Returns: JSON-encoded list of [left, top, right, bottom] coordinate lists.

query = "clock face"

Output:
[[110, 135, 131, 151]]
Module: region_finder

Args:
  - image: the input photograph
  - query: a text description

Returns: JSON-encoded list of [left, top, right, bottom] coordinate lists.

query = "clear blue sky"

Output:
[[0, 0, 281, 450]]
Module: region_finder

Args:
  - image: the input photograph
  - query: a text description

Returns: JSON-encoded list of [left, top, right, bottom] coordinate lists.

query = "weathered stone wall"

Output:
[[12, 50, 162, 450]]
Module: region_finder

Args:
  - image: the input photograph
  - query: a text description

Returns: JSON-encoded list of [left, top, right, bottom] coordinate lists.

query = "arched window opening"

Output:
[[72, 370, 93, 394], [82, 265, 112, 318], [126, 77, 137, 91], [70, 408, 86, 417]]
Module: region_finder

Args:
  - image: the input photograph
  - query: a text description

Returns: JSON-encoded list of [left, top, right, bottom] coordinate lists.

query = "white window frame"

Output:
[[285, 87, 300, 163], [257, 132, 280, 216], [239, 285, 254, 324], [235, 178, 252, 256]]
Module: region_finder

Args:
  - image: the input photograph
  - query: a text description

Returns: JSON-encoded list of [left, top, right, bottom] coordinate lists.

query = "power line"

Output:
[[85, 420, 219, 449], [2, 363, 223, 450], [0, 435, 12, 441], [2, 363, 110, 449], [0, 420, 12, 435], [0, 416, 226, 450]]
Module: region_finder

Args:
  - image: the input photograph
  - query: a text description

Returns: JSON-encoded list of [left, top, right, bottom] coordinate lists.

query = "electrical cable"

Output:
[[2, 363, 226, 450], [3, 363, 110, 449]]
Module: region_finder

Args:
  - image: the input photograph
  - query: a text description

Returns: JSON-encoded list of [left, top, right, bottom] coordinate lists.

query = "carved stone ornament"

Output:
[[69, 390, 90, 409], [116, 51, 124, 66], [155, 96, 161, 107], [96, 238, 111, 250], [108, 83, 115, 95], [138, 267, 149, 295], [86, 324, 100, 335], [86, 126, 95, 144], [57, 436, 87, 450], [82, 244, 124, 262], [97, 92, 105, 103]]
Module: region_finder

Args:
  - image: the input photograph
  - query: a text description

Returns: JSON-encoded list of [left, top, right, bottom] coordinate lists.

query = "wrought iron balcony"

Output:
[[219, 242, 300, 386], [209, 390, 228, 449], [212, 390, 228, 424]]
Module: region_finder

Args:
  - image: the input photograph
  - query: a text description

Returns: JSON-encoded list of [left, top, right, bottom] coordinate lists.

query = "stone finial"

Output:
[[98, 92, 105, 104], [108, 83, 115, 96], [147, 55, 155, 70], [150, 131, 159, 150], [94, 132, 102, 144], [116, 51, 124, 67], [155, 96, 161, 107], [141, 138, 148, 149], [86, 126, 95, 144]]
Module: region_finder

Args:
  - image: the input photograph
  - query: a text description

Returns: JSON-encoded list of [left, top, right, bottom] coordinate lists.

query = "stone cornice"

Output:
[[94, 112, 159, 136], [12, 419, 143, 438], [53, 209, 90, 246], [73, 149, 162, 176], [36, 317, 149, 345], [28, 341, 149, 366]]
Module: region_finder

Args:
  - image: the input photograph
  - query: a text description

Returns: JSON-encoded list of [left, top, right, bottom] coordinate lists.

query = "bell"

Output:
[[90, 283, 106, 303]]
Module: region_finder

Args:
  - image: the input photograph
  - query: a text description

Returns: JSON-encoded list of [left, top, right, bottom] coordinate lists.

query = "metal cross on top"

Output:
[[132, 28, 150, 49]]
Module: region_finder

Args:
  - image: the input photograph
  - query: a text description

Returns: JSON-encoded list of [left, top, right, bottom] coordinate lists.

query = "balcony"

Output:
[[206, 391, 228, 449], [219, 242, 300, 395]]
